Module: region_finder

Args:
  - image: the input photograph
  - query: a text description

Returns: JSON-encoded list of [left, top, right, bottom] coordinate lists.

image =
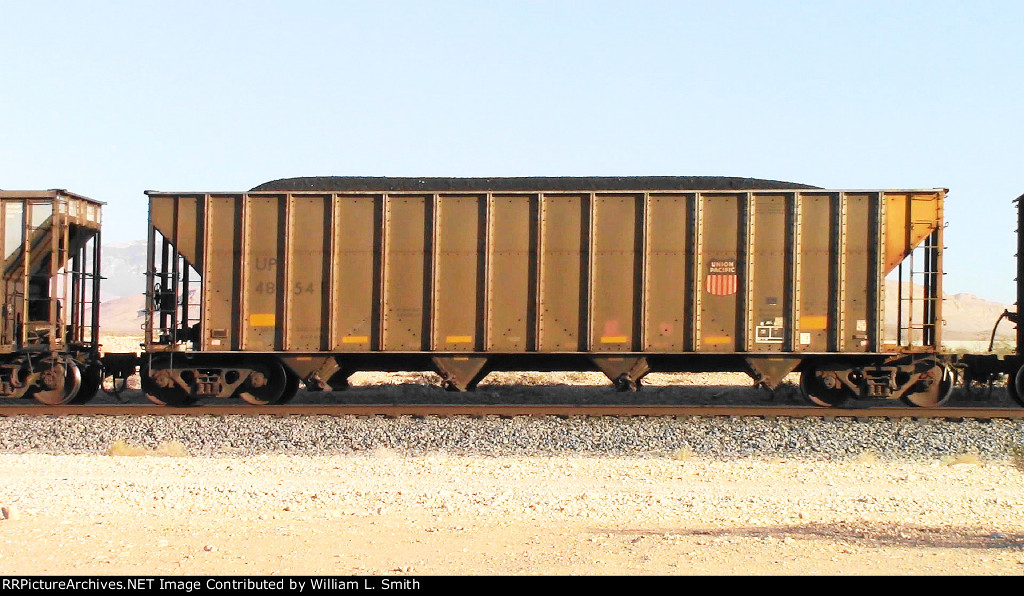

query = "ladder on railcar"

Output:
[[895, 228, 941, 347]]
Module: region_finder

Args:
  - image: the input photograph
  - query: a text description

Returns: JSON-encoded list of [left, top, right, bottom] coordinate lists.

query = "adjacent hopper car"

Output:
[[0, 190, 104, 404], [2, 177, 1020, 408]]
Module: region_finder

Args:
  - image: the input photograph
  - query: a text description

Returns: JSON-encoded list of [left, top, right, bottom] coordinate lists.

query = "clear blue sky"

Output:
[[2, 1, 1022, 302]]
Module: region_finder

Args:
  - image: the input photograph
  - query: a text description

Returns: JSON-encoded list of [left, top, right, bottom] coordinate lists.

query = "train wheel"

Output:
[[901, 361, 954, 408], [33, 359, 83, 405], [69, 364, 103, 404], [799, 364, 851, 407], [238, 358, 293, 405], [276, 369, 300, 404], [1011, 367, 1024, 407], [141, 361, 198, 407]]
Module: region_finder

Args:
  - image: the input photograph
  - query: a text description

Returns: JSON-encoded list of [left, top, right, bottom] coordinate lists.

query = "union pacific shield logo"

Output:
[[705, 259, 737, 296]]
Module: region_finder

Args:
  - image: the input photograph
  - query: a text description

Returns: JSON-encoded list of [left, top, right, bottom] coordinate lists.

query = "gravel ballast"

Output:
[[1, 414, 1022, 461]]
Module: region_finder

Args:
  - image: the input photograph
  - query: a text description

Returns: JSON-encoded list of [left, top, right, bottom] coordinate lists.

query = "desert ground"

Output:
[[2, 450, 1024, 576], [3, 334, 1023, 576]]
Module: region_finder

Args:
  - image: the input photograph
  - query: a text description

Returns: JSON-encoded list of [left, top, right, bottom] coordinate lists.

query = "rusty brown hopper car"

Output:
[[142, 177, 948, 407], [0, 189, 104, 404]]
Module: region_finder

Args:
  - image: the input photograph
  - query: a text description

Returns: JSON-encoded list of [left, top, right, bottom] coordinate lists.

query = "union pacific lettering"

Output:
[[705, 259, 737, 295]]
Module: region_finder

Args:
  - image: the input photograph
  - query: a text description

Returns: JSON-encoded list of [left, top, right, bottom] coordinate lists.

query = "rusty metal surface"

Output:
[[0, 403, 1022, 419]]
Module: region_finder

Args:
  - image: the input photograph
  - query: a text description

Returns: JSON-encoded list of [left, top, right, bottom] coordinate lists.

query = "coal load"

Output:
[[250, 176, 819, 193]]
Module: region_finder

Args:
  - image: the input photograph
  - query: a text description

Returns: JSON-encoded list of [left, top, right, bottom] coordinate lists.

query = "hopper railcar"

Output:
[[0, 190, 105, 405], [138, 176, 951, 407]]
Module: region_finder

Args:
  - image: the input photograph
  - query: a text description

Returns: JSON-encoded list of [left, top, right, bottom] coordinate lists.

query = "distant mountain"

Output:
[[99, 240, 147, 301], [884, 280, 1014, 344], [97, 293, 146, 336]]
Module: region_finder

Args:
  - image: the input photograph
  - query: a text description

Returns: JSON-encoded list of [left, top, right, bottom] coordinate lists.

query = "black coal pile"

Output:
[[251, 176, 819, 193]]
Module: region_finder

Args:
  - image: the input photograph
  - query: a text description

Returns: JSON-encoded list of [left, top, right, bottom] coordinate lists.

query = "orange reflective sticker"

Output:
[[800, 315, 828, 330], [703, 336, 732, 345], [250, 313, 275, 327]]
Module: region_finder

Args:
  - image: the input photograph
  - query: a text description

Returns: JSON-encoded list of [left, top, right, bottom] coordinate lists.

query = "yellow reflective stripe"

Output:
[[703, 336, 732, 345], [250, 314, 275, 327], [801, 315, 828, 330]]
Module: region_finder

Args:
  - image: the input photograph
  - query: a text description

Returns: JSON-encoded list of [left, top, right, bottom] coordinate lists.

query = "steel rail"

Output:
[[0, 404, 1022, 419]]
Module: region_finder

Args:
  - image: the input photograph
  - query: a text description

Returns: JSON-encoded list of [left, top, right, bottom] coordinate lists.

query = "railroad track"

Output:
[[1, 404, 1023, 419]]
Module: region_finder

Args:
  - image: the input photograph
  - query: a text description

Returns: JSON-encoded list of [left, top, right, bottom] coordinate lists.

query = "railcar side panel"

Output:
[[642, 193, 690, 352], [382, 195, 429, 351], [242, 195, 280, 352], [432, 195, 484, 351], [841, 193, 873, 353], [330, 195, 378, 351], [286, 195, 328, 351], [592, 193, 641, 352], [799, 195, 831, 352], [486, 195, 535, 352], [748, 193, 787, 352], [538, 195, 585, 352], [698, 194, 740, 353], [201, 196, 239, 352]]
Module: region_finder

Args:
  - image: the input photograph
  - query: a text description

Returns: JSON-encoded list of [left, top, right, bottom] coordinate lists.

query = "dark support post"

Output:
[[1018, 195, 1024, 355], [170, 199, 180, 345], [181, 261, 190, 341], [897, 262, 903, 346], [924, 229, 940, 347], [145, 214, 156, 347], [69, 249, 80, 344], [79, 243, 87, 343], [91, 231, 101, 356], [160, 236, 170, 333]]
